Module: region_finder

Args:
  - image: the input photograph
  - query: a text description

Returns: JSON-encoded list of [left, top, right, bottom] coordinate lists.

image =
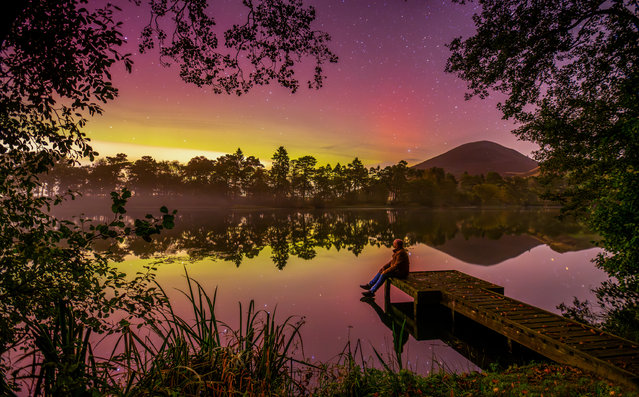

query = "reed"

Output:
[[119, 269, 307, 396], [11, 300, 117, 396], [6, 273, 627, 396]]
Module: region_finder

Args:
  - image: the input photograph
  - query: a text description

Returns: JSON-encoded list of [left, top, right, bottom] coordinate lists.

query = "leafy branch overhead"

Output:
[[139, 0, 338, 94], [446, 0, 638, 121], [445, 0, 639, 290], [0, 0, 335, 392]]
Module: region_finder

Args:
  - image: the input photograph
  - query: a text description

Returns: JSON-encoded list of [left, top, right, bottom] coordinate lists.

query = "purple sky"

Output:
[[86, 0, 539, 166]]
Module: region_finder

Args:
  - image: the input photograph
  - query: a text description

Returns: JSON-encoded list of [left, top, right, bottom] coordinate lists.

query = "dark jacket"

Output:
[[379, 248, 410, 278]]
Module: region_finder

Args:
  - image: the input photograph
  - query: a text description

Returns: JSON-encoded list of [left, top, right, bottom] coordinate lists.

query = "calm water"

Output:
[[111, 208, 606, 374]]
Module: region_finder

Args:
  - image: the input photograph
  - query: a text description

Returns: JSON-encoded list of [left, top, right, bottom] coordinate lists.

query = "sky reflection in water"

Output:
[[114, 208, 607, 375]]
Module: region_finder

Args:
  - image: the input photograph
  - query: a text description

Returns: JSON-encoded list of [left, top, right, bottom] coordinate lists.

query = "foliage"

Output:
[[559, 281, 639, 343], [15, 266, 625, 396], [446, 0, 639, 344], [445, 0, 639, 292], [270, 146, 292, 196], [312, 362, 631, 397], [14, 300, 116, 396], [1, 0, 336, 393], [1, 190, 175, 394], [138, 0, 338, 94], [42, 147, 548, 208], [291, 155, 318, 200], [0, 1, 172, 390], [119, 271, 306, 396]]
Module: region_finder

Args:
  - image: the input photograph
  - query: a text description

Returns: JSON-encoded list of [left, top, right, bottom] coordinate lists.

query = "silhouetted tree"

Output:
[[214, 148, 264, 198], [378, 161, 410, 203], [446, 0, 639, 291], [155, 160, 182, 196], [290, 155, 317, 200], [87, 154, 129, 196], [128, 156, 159, 195], [313, 164, 335, 202], [331, 163, 348, 198], [52, 149, 546, 208], [486, 171, 504, 186], [347, 157, 369, 198], [269, 146, 291, 197], [184, 156, 217, 194], [1, 0, 336, 391], [246, 167, 270, 199]]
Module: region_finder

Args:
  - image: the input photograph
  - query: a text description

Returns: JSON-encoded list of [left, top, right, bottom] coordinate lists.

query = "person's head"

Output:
[[393, 239, 404, 249]]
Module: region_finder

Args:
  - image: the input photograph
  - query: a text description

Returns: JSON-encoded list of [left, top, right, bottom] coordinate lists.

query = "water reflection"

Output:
[[92, 208, 596, 268], [100, 207, 604, 376], [362, 297, 547, 371]]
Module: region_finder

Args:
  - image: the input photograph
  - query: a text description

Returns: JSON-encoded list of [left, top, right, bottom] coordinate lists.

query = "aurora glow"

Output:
[[86, 0, 539, 166]]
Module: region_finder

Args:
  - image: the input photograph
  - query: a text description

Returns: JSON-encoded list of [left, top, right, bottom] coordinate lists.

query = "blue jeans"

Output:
[[368, 272, 388, 293]]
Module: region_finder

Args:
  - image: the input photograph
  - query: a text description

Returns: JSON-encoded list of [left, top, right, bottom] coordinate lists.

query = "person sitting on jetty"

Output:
[[360, 238, 409, 297]]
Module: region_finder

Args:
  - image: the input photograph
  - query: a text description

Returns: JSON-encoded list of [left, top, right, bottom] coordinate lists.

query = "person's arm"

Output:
[[378, 261, 391, 273], [382, 252, 408, 275], [382, 258, 397, 274]]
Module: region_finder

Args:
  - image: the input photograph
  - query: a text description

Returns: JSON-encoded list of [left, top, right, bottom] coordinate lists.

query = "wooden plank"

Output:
[[385, 270, 639, 390], [607, 358, 639, 370], [502, 318, 557, 327], [459, 296, 497, 302], [533, 324, 596, 334], [562, 334, 626, 343], [450, 303, 638, 381], [470, 301, 526, 310], [505, 316, 560, 325], [541, 327, 603, 338], [502, 309, 543, 316], [500, 313, 549, 322], [578, 341, 639, 351], [504, 312, 559, 322], [591, 350, 639, 359], [570, 336, 624, 344], [542, 329, 609, 340]]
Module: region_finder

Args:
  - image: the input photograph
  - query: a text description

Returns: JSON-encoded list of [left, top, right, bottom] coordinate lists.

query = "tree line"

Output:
[[42, 146, 546, 207]]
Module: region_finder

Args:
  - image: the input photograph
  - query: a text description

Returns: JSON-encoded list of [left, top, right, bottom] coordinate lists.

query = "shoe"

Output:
[[362, 291, 375, 297], [359, 284, 371, 290]]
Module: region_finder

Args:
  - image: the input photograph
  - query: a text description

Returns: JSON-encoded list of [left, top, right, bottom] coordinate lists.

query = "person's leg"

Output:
[[368, 272, 382, 286], [369, 273, 388, 293], [361, 272, 381, 290]]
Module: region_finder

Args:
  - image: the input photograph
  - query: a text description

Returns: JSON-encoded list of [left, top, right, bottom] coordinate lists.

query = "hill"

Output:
[[412, 141, 538, 177]]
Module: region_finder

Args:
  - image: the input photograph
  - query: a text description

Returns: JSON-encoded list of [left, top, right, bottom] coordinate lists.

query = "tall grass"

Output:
[[310, 319, 423, 397], [11, 300, 118, 396], [117, 270, 307, 396], [7, 274, 627, 396]]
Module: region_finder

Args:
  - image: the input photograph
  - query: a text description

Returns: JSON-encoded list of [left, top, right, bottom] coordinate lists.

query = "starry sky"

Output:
[[86, 0, 539, 167]]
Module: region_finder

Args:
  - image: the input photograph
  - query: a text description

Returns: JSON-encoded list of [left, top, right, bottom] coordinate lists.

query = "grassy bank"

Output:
[[6, 272, 635, 396], [111, 274, 638, 396], [312, 363, 632, 396]]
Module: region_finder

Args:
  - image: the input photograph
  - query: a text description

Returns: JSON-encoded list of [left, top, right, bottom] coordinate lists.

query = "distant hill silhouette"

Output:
[[432, 234, 542, 266], [412, 141, 538, 177]]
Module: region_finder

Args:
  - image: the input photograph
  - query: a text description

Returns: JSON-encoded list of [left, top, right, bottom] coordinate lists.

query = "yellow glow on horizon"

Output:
[[89, 140, 228, 163], [86, 102, 399, 167], [87, 117, 385, 166]]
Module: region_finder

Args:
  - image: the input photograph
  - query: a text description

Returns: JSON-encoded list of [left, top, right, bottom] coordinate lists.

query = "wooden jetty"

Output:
[[384, 270, 639, 389]]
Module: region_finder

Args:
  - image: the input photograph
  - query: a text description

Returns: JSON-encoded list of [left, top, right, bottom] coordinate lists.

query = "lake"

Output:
[[107, 207, 606, 375]]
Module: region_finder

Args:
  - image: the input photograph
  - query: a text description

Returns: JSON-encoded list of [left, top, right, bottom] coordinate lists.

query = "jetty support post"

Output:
[[384, 279, 391, 312]]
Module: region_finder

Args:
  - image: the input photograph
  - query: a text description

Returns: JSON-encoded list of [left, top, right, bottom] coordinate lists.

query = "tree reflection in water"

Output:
[[89, 208, 639, 348], [90, 208, 595, 269]]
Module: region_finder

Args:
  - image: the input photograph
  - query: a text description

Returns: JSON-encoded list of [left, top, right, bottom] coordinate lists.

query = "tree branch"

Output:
[[0, 0, 30, 46]]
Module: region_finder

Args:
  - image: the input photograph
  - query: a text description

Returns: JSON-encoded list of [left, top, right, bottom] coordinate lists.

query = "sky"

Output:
[[86, 0, 539, 167]]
